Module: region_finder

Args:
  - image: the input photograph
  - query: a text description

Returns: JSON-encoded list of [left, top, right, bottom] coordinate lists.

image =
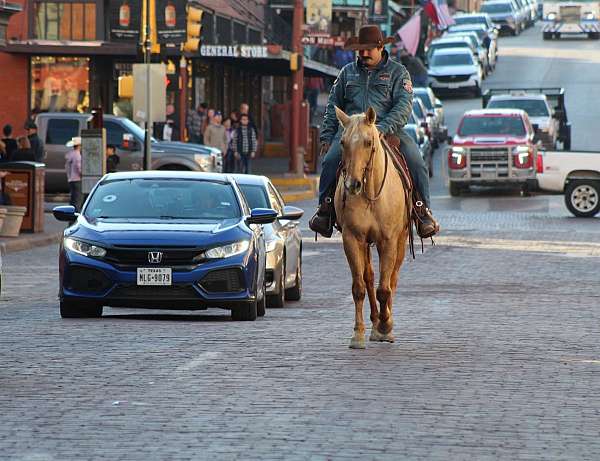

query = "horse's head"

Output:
[[336, 106, 379, 196]]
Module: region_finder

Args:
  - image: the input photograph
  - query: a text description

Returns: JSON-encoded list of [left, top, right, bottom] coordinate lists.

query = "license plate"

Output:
[[448, 83, 460, 89], [137, 267, 172, 286], [481, 170, 496, 179]]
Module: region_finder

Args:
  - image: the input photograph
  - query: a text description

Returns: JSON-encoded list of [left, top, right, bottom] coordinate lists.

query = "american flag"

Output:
[[434, 0, 455, 28]]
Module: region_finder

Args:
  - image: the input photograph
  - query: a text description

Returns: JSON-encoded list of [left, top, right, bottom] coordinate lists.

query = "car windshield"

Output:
[[414, 90, 434, 110], [459, 116, 527, 136], [481, 3, 512, 13], [84, 178, 241, 220], [431, 52, 474, 66], [448, 33, 479, 49], [238, 184, 270, 209], [412, 101, 424, 119], [487, 99, 550, 117], [429, 42, 470, 56], [449, 26, 485, 40], [454, 16, 487, 26]]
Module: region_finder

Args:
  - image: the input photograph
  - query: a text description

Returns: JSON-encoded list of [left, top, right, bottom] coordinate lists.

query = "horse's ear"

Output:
[[365, 107, 376, 125], [335, 106, 351, 128]]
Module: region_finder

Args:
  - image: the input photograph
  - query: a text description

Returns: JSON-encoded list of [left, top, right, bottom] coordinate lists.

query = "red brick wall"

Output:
[[1, 0, 29, 135]]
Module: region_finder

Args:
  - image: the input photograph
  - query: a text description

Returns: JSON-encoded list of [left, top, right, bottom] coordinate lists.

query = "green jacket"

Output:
[[320, 51, 414, 144]]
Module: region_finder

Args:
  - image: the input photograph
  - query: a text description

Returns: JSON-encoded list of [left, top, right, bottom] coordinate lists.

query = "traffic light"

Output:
[[118, 75, 134, 99], [184, 5, 203, 53]]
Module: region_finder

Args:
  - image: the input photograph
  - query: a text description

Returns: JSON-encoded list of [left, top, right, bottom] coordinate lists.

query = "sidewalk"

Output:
[[0, 209, 64, 254], [252, 157, 320, 203]]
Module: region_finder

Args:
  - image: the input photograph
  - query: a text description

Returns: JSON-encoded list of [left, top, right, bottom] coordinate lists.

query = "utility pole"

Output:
[[289, 0, 304, 174], [143, 0, 152, 170]]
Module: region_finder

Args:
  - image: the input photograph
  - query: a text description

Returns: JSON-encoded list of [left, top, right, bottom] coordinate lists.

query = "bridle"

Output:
[[341, 130, 389, 204]]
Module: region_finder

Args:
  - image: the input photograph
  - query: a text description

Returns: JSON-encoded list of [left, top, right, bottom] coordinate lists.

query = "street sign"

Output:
[[133, 63, 167, 123], [81, 128, 106, 194]]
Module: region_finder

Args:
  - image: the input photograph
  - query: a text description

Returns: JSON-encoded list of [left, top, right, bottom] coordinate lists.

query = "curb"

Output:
[[281, 190, 315, 203], [0, 232, 62, 254]]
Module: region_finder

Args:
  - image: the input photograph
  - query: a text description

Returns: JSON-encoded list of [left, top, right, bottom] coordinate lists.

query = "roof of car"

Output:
[[431, 36, 471, 44], [230, 174, 270, 186], [431, 47, 474, 55], [488, 93, 548, 101], [453, 12, 489, 17], [102, 170, 232, 182], [464, 108, 528, 117], [449, 24, 486, 30]]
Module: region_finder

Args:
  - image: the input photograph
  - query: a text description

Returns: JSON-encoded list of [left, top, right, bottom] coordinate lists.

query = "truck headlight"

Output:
[[194, 154, 213, 171], [546, 12, 557, 21], [584, 12, 595, 20], [204, 240, 250, 259], [64, 237, 107, 258]]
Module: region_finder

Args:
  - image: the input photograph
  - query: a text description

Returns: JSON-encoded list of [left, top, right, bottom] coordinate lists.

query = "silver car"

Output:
[[234, 175, 303, 309]]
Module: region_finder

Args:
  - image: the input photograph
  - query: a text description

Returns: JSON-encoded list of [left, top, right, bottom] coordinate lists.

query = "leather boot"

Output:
[[414, 200, 440, 239], [309, 196, 335, 238]]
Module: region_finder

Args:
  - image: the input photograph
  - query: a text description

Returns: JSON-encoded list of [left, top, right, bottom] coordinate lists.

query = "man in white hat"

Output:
[[65, 136, 82, 211]]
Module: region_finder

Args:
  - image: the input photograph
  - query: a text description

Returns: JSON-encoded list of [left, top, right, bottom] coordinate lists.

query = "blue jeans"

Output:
[[318, 130, 431, 206]]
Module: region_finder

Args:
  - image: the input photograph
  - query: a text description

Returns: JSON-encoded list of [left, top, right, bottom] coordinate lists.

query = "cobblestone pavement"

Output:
[[3, 27, 600, 461]]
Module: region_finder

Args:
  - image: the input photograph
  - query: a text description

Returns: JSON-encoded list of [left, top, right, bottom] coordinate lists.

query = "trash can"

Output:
[[0, 161, 45, 233]]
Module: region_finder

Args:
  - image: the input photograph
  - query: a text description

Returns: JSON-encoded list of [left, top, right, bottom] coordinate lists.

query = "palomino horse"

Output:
[[334, 106, 410, 349]]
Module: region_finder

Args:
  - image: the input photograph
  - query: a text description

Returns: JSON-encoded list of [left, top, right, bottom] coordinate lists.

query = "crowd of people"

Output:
[[0, 121, 45, 164], [186, 102, 258, 174]]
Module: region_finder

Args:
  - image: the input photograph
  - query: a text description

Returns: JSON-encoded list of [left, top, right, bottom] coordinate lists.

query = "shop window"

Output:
[[31, 56, 90, 114], [34, 1, 96, 41], [216, 16, 231, 45], [248, 28, 261, 45], [233, 22, 246, 44], [201, 12, 214, 44], [46, 118, 80, 145]]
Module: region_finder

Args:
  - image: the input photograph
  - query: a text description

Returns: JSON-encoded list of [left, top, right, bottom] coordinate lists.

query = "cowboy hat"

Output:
[[66, 136, 82, 148], [344, 25, 395, 51]]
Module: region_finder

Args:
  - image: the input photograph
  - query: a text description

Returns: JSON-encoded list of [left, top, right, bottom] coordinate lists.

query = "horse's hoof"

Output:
[[369, 329, 383, 341], [349, 336, 366, 349], [370, 329, 394, 343]]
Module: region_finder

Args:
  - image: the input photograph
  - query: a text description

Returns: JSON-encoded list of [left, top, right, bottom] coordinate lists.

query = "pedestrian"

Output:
[[65, 136, 82, 211], [239, 103, 257, 132], [231, 113, 257, 174], [0, 140, 6, 162], [187, 102, 208, 144], [222, 117, 235, 173], [106, 145, 120, 173], [305, 77, 324, 122], [1, 124, 18, 161], [203, 111, 228, 161], [400, 49, 429, 88], [12, 136, 35, 162], [229, 111, 240, 129], [24, 120, 45, 163], [309, 24, 439, 239]]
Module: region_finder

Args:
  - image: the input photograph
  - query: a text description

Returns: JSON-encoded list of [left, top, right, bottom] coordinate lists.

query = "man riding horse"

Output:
[[309, 25, 440, 239]]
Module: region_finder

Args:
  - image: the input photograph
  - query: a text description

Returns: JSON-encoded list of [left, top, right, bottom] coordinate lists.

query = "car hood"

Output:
[[68, 217, 249, 247], [529, 116, 551, 130], [453, 135, 530, 146], [428, 64, 478, 76], [152, 141, 219, 155]]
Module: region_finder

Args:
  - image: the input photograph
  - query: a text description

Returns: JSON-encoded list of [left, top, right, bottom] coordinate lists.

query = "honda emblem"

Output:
[[148, 251, 163, 264]]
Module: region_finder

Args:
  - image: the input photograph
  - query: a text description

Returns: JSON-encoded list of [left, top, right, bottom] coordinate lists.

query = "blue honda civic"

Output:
[[53, 171, 277, 321]]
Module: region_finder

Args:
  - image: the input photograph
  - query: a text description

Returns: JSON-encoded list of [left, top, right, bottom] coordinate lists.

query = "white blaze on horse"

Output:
[[334, 106, 411, 349]]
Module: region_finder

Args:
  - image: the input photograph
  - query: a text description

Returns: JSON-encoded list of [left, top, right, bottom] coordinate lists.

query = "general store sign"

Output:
[[199, 45, 268, 58]]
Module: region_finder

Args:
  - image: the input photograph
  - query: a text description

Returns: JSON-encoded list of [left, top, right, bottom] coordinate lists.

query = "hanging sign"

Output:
[[156, 0, 186, 44], [306, 0, 332, 37], [199, 45, 269, 58], [109, 0, 141, 42]]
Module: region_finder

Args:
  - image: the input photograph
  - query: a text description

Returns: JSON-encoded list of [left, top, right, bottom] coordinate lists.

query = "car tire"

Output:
[[564, 180, 600, 218], [60, 300, 103, 318], [543, 32, 551, 40], [473, 85, 482, 98], [257, 280, 266, 317], [232, 301, 258, 321], [285, 253, 302, 301], [428, 156, 434, 178], [267, 261, 285, 308], [449, 182, 462, 197]]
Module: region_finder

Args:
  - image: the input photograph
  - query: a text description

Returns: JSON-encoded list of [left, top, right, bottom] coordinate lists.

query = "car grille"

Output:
[[469, 148, 510, 178], [66, 266, 112, 293], [435, 75, 471, 83], [199, 269, 245, 293], [103, 246, 205, 270], [111, 284, 199, 300], [560, 5, 580, 23]]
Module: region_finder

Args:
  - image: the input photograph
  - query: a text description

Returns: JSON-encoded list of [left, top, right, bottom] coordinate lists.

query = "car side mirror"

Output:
[[53, 205, 78, 222], [246, 208, 278, 225], [280, 205, 304, 221], [427, 112, 435, 117], [420, 121, 428, 129]]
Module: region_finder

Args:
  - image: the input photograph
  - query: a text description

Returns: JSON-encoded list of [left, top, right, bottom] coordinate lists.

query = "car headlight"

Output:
[[265, 239, 278, 253], [64, 237, 107, 258], [512, 145, 530, 154], [546, 12, 557, 21], [584, 12, 595, 20], [194, 154, 213, 171], [204, 240, 250, 259]]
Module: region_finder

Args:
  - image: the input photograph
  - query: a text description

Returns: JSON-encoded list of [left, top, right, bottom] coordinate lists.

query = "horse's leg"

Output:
[[375, 238, 398, 342], [343, 234, 367, 349], [364, 245, 380, 342]]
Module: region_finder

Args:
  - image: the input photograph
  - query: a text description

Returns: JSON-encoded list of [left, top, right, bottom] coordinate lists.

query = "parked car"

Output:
[[35, 112, 223, 192], [536, 150, 600, 217], [405, 123, 434, 177], [480, 0, 524, 34], [445, 26, 497, 71], [427, 48, 483, 97], [452, 12, 500, 39], [426, 36, 485, 77], [53, 171, 277, 320], [448, 108, 539, 196], [233, 174, 303, 309], [482, 87, 571, 149], [411, 98, 437, 148], [414, 87, 448, 143]]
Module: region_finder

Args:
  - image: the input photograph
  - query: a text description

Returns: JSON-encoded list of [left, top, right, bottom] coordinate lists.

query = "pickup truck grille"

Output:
[[435, 75, 471, 83], [469, 148, 510, 178], [103, 246, 205, 270], [560, 5, 581, 22]]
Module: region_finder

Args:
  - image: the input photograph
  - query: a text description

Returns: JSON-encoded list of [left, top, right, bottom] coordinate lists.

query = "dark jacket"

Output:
[[27, 133, 45, 162], [320, 50, 413, 144], [107, 154, 120, 173], [1, 138, 17, 161]]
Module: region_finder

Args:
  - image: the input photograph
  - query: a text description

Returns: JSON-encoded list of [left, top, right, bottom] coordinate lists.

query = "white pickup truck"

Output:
[[537, 150, 600, 217]]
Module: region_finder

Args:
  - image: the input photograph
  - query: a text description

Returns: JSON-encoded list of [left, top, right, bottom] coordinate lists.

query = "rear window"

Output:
[[414, 90, 434, 110], [454, 16, 486, 26], [481, 3, 512, 13], [412, 100, 424, 119], [459, 116, 527, 136], [45, 118, 80, 145], [487, 99, 550, 117], [84, 179, 241, 220], [430, 52, 474, 66]]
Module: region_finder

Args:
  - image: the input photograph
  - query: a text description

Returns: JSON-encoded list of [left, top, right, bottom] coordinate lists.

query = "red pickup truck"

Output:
[[448, 108, 539, 196]]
